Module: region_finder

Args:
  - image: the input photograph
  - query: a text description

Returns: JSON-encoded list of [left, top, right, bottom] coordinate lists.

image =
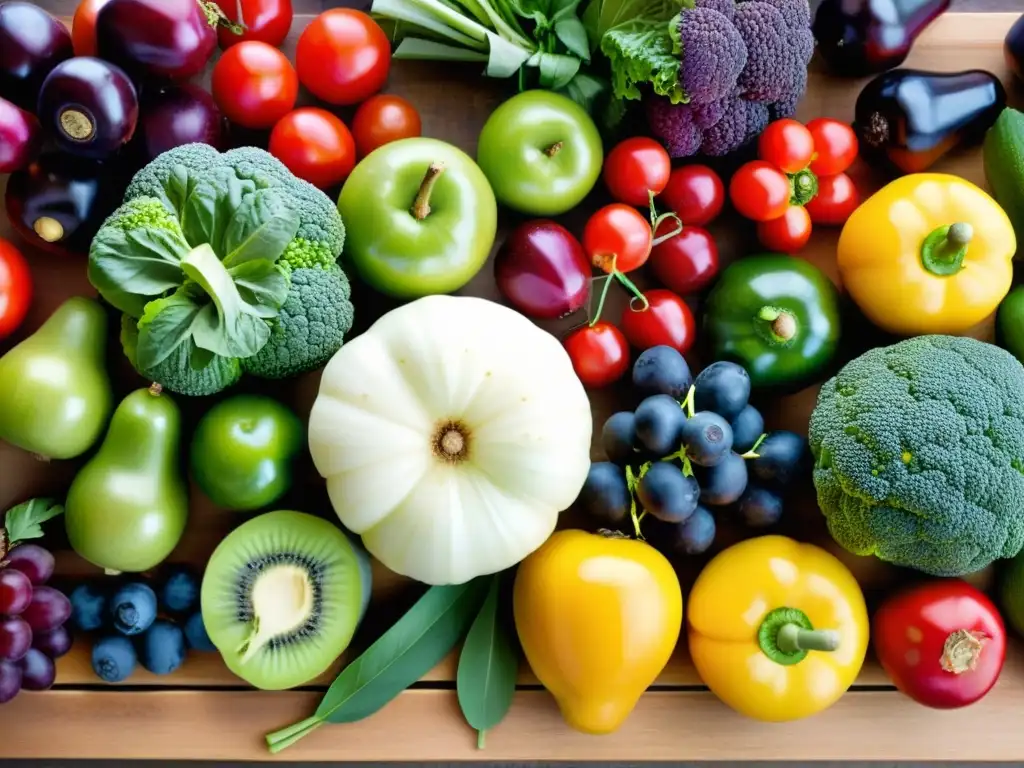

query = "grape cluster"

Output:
[[0, 545, 72, 704], [578, 346, 808, 556], [72, 565, 216, 684]]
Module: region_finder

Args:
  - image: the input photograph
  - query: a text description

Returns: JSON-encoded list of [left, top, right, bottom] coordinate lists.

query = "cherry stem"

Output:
[[617, 271, 649, 310], [587, 274, 614, 328], [648, 189, 683, 246]]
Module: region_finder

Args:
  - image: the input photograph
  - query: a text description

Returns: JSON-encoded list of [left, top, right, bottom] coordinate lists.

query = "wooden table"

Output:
[[3, 3, 1024, 762]]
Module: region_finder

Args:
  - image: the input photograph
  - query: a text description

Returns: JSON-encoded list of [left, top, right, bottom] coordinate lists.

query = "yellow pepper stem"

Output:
[[758, 606, 841, 666], [920, 221, 973, 277]]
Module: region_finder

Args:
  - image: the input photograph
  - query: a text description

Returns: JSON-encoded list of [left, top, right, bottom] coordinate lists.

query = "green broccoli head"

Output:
[[242, 264, 354, 381], [808, 334, 1024, 577]]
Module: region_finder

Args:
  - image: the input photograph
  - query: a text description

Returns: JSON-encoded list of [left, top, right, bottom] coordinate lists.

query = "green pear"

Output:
[[0, 296, 113, 460], [65, 385, 189, 573]]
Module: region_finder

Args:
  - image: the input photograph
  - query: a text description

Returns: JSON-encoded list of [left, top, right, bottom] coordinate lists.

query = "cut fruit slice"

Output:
[[200, 510, 372, 691]]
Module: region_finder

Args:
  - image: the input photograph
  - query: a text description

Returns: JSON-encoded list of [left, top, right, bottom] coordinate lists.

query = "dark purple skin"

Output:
[[18, 649, 56, 691], [4, 152, 124, 257], [32, 626, 73, 660], [1007, 13, 1024, 82], [0, 1, 73, 111], [137, 83, 225, 162], [812, 0, 952, 77], [494, 220, 591, 320], [37, 57, 139, 161], [0, 96, 41, 173], [0, 660, 21, 704]]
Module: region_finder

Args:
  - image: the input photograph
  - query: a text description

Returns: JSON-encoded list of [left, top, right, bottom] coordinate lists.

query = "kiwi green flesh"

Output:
[[200, 510, 371, 691]]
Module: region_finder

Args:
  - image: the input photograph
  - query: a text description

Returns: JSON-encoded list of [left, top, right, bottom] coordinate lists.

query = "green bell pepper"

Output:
[[702, 253, 842, 389], [997, 285, 1024, 364]]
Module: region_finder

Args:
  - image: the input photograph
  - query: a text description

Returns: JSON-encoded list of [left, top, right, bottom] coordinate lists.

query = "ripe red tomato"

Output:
[[269, 108, 356, 189], [873, 580, 1005, 710], [211, 41, 297, 129], [805, 172, 860, 226], [0, 238, 32, 340], [620, 289, 695, 354], [351, 94, 422, 158], [583, 204, 653, 274], [729, 161, 791, 222], [758, 119, 815, 173], [756, 205, 812, 253], [71, 0, 113, 57], [658, 164, 724, 226], [214, 0, 294, 49], [806, 118, 859, 176], [296, 9, 391, 106], [563, 322, 630, 389], [649, 222, 718, 295], [602, 137, 671, 207]]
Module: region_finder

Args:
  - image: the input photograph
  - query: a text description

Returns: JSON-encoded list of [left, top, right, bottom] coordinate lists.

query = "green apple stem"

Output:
[[543, 141, 563, 157], [411, 162, 446, 220]]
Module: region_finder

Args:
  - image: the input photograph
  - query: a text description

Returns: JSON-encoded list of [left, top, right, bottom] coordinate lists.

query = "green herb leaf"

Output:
[[554, 15, 590, 60], [601, 15, 685, 103], [581, 0, 683, 52], [222, 190, 301, 268], [136, 291, 203, 370], [532, 51, 581, 89], [3, 499, 64, 548], [372, 0, 490, 48], [163, 164, 203, 221], [229, 260, 291, 319], [189, 343, 216, 372], [457, 575, 519, 749], [485, 30, 535, 76], [181, 171, 256, 256], [557, 71, 608, 112]]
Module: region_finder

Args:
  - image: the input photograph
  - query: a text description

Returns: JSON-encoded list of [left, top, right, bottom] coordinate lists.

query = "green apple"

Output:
[[476, 90, 604, 216]]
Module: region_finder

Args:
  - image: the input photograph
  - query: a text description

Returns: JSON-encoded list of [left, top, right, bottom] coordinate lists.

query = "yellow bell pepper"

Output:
[[687, 535, 869, 722], [837, 173, 1015, 336]]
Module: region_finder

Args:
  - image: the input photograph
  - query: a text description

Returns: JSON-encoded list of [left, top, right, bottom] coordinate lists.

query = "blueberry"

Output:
[[69, 583, 108, 632], [578, 462, 631, 526], [651, 505, 716, 556], [681, 411, 734, 467], [634, 395, 686, 457], [750, 430, 808, 488], [601, 411, 638, 466], [694, 361, 750, 421], [91, 635, 137, 683], [738, 485, 784, 528], [184, 612, 217, 653], [632, 345, 692, 399], [109, 583, 158, 636], [730, 405, 765, 454], [157, 565, 199, 614], [136, 620, 187, 675], [694, 452, 748, 506], [637, 463, 699, 523]]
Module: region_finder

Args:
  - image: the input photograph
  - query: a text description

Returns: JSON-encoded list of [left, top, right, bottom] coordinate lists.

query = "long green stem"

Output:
[[265, 715, 324, 754], [588, 274, 613, 327]]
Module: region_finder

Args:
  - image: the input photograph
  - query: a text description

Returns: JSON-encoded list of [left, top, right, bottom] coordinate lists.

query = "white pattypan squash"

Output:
[[308, 295, 593, 586]]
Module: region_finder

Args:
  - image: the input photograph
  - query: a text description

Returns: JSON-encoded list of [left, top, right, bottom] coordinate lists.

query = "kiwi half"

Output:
[[200, 510, 372, 691]]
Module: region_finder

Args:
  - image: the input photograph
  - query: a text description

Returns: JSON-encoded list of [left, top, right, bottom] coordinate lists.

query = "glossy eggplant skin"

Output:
[[854, 68, 1006, 175], [4, 153, 124, 258], [813, 0, 951, 77], [0, 1, 74, 110], [0, 96, 42, 174], [1007, 13, 1024, 82]]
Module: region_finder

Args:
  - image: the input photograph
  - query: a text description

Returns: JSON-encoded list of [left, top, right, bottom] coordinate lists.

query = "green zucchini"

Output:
[[983, 106, 1024, 250]]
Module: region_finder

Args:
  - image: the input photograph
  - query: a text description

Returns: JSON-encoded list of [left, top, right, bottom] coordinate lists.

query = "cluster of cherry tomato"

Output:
[[564, 137, 726, 389]]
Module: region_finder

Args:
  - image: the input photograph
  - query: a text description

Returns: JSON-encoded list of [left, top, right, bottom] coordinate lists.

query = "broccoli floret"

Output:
[[808, 335, 1024, 577], [279, 238, 337, 272], [99, 196, 182, 234], [676, 6, 747, 105], [242, 265, 354, 380]]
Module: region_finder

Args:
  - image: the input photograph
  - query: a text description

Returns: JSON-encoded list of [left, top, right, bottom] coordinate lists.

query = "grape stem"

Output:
[[624, 466, 646, 539], [679, 385, 696, 419], [741, 432, 767, 459]]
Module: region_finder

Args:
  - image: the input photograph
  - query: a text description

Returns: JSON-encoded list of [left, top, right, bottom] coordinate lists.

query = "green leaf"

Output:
[[181, 171, 256, 256], [554, 15, 590, 60], [136, 292, 203, 370], [485, 30, 535, 77], [557, 71, 609, 112], [163, 165, 202, 221], [222, 190, 301, 268], [88, 224, 190, 317], [229, 260, 291, 318], [601, 15, 684, 103], [189, 343, 216, 372], [457, 575, 519, 749], [508, 0, 550, 23], [532, 51, 580, 89], [3, 499, 64, 548], [581, 0, 682, 51], [371, 0, 490, 48], [393, 37, 490, 62]]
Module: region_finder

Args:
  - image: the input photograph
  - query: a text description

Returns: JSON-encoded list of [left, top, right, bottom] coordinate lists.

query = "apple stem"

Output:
[[543, 142, 563, 158], [411, 162, 446, 221]]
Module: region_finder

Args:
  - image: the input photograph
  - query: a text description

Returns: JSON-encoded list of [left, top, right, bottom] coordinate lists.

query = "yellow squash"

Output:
[[687, 535, 869, 722], [837, 173, 1015, 336], [513, 529, 682, 735]]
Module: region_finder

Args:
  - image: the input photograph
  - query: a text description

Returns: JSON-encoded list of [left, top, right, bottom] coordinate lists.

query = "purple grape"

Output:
[[5, 544, 55, 585], [0, 568, 33, 615], [19, 648, 55, 691], [0, 660, 22, 704], [32, 626, 72, 659], [0, 617, 32, 662], [22, 586, 71, 633]]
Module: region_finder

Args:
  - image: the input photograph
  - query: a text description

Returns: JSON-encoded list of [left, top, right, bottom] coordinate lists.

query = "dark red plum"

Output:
[[494, 220, 591, 320], [137, 83, 224, 161], [5, 152, 123, 257], [0, 2, 73, 110], [37, 57, 139, 160], [1007, 14, 1024, 82], [0, 96, 41, 173]]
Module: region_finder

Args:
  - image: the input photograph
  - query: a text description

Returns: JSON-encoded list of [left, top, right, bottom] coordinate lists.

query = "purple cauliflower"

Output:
[[676, 6, 747, 105]]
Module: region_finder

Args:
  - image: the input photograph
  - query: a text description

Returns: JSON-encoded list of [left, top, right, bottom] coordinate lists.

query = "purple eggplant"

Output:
[[0, 96, 41, 173], [1007, 14, 1024, 82], [0, 2, 74, 110], [137, 84, 224, 162], [4, 152, 123, 257], [813, 0, 951, 77], [37, 57, 139, 161]]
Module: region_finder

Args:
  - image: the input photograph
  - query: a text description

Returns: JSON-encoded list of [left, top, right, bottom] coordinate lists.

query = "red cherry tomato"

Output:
[[756, 205, 812, 253], [214, 0, 294, 49], [351, 94, 422, 158], [269, 108, 356, 189], [296, 9, 391, 106], [71, 0, 113, 57], [806, 118, 859, 176], [729, 161, 791, 222], [563, 322, 630, 389], [873, 580, 1005, 710], [583, 204, 653, 274], [805, 172, 860, 226], [620, 289, 695, 354], [211, 41, 297, 129], [757, 118, 815, 173], [658, 164, 724, 227], [0, 238, 32, 340], [602, 137, 671, 207], [649, 222, 718, 295]]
